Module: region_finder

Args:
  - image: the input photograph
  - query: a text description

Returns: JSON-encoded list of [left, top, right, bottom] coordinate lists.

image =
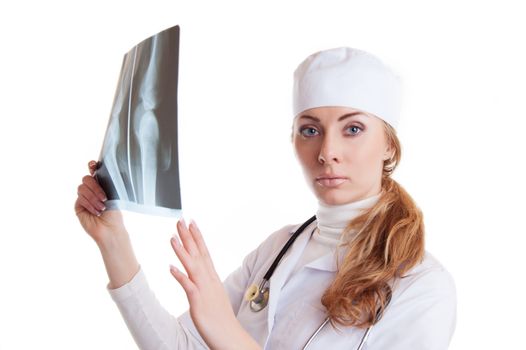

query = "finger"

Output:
[[75, 195, 102, 217], [88, 160, 101, 176], [176, 219, 199, 256], [170, 234, 190, 260], [171, 234, 207, 285], [88, 160, 97, 175], [170, 234, 194, 273], [188, 220, 211, 257], [188, 221, 218, 273], [78, 181, 106, 212], [81, 175, 107, 202], [170, 265, 198, 298], [76, 189, 105, 216]]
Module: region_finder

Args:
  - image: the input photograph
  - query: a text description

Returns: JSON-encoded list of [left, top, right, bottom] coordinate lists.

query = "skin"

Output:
[[292, 106, 394, 205], [73, 106, 392, 349]]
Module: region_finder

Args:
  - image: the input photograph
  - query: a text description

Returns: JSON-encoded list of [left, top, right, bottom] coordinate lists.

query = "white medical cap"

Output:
[[293, 47, 402, 129]]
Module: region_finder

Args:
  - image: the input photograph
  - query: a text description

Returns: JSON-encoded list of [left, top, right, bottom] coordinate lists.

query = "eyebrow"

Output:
[[298, 111, 365, 122]]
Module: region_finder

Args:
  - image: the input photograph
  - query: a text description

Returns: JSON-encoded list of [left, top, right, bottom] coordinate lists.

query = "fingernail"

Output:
[[179, 218, 186, 227]]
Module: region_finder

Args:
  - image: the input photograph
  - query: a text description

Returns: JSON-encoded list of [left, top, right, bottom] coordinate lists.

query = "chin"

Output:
[[316, 191, 355, 206], [316, 186, 376, 205]]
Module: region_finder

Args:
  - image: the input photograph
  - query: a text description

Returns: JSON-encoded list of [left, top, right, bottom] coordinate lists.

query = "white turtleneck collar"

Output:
[[314, 193, 381, 246], [287, 192, 382, 281]]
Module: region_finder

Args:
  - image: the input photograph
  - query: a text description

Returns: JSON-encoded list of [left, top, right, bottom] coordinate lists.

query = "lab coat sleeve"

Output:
[[108, 267, 209, 350], [367, 265, 457, 350]]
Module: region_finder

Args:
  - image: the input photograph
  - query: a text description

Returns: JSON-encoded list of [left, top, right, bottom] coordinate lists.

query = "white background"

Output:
[[0, 0, 524, 349]]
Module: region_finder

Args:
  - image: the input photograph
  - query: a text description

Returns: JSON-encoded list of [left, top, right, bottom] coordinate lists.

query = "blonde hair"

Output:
[[320, 121, 425, 329]]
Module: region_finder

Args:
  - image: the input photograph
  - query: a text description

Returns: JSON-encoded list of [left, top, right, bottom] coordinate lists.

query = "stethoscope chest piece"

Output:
[[245, 281, 270, 312]]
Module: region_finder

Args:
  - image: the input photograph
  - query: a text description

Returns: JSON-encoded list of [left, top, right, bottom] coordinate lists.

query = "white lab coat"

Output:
[[109, 220, 457, 349]]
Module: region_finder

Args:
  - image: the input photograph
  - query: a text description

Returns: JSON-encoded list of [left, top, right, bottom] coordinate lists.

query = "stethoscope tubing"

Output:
[[301, 317, 372, 350], [263, 215, 317, 281], [302, 317, 330, 349]]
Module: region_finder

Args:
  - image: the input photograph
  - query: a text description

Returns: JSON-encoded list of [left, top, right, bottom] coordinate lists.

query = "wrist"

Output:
[[96, 228, 140, 290], [226, 317, 261, 350], [96, 228, 130, 253], [235, 326, 261, 350]]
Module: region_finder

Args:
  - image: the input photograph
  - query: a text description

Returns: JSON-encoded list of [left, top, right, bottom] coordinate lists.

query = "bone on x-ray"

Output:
[[95, 25, 182, 217]]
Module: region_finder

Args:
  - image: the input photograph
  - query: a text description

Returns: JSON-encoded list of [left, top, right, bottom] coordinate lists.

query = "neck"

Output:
[[315, 193, 380, 245]]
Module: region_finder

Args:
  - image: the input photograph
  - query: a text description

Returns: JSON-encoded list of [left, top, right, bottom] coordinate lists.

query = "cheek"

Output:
[[294, 142, 318, 170], [347, 143, 385, 175]]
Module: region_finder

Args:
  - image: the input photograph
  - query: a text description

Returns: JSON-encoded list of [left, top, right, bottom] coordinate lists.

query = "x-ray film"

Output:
[[94, 25, 182, 217]]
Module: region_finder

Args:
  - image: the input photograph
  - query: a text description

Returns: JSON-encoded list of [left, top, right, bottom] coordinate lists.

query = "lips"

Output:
[[315, 175, 348, 187]]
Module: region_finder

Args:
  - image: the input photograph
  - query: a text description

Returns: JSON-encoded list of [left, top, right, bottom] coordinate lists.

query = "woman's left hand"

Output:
[[170, 219, 261, 350]]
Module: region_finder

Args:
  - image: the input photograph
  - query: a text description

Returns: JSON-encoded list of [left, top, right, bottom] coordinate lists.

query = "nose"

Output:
[[318, 134, 341, 164]]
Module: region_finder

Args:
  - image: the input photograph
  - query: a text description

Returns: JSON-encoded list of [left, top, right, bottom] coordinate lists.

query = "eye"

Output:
[[299, 126, 319, 137], [346, 125, 363, 136]]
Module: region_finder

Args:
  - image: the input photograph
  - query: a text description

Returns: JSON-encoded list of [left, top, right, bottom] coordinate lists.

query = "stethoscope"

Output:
[[244, 215, 392, 350]]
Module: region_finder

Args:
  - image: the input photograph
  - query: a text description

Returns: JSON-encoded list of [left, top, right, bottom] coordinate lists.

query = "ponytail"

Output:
[[321, 122, 425, 329]]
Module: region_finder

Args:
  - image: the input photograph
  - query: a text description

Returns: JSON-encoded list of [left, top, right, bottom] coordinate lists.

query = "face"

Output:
[[292, 106, 393, 206]]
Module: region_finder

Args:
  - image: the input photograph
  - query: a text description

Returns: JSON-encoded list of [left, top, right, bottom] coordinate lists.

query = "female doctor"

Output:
[[74, 47, 456, 349]]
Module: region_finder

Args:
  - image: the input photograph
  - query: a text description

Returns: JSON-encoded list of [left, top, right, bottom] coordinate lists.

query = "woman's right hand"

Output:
[[74, 160, 126, 245]]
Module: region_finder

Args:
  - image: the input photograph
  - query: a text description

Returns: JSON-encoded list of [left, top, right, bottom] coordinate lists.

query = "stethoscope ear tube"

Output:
[[302, 319, 373, 350], [302, 317, 330, 349], [303, 286, 393, 349]]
